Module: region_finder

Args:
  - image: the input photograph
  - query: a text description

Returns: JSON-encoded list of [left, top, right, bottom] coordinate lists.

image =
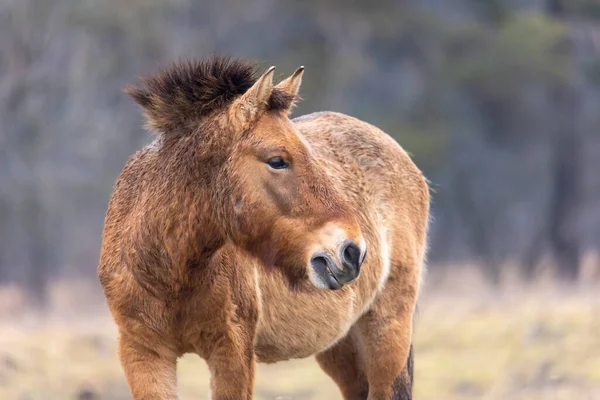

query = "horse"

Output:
[[97, 56, 430, 400]]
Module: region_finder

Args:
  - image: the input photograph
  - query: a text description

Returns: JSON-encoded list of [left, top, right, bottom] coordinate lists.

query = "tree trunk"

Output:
[[23, 190, 50, 309], [546, 0, 583, 282]]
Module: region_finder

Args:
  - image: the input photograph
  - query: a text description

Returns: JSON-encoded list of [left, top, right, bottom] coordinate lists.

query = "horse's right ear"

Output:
[[275, 66, 304, 114], [229, 66, 275, 130]]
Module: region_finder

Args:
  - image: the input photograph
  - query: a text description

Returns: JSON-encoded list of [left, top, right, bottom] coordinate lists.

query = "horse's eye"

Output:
[[267, 156, 289, 170]]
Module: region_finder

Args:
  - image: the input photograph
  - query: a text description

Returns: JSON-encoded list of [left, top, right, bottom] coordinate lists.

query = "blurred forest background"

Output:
[[3, 0, 600, 303], [1, 0, 600, 399]]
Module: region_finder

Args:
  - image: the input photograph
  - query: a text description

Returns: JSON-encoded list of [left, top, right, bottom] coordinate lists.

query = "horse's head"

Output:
[[222, 67, 366, 289], [126, 57, 365, 289]]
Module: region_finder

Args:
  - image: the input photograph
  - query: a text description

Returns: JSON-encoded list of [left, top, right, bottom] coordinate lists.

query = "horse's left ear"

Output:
[[275, 66, 304, 114], [276, 66, 304, 96], [230, 66, 275, 129]]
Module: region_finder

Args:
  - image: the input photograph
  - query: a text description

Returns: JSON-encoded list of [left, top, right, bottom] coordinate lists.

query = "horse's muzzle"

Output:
[[310, 240, 365, 290]]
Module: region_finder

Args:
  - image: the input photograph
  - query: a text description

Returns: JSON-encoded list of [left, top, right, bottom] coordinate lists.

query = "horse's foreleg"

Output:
[[358, 308, 414, 400], [357, 251, 419, 400], [316, 327, 369, 400], [392, 345, 413, 400], [205, 331, 256, 400], [118, 333, 179, 400]]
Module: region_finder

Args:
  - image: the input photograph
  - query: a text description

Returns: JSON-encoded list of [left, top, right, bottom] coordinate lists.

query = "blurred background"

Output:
[[1, 0, 600, 399]]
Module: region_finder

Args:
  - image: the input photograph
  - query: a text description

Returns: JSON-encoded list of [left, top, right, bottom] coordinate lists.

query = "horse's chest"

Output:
[[253, 289, 356, 363]]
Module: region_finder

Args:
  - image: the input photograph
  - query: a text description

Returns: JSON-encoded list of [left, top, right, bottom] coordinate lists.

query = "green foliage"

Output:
[[586, 57, 600, 84], [374, 120, 448, 173], [563, 0, 600, 18], [395, 126, 448, 173], [66, 0, 174, 41], [468, 0, 512, 23], [446, 12, 569, 99]]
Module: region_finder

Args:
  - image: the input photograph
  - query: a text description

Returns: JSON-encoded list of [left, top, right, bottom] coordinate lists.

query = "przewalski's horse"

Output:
[[98, 56, 430, 400]]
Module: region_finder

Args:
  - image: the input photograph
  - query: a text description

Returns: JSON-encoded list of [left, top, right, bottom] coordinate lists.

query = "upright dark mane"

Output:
[[125, 56, 296, 135]]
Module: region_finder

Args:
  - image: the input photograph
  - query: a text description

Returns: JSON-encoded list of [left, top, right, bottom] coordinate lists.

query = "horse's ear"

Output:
[[230, 66, 275, 129], [275, 66, 304, 114], [276, 66, 304, 96]]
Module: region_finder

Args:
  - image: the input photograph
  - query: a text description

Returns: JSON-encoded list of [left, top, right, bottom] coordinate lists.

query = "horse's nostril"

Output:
[[310, 255, 329, 275], [341, 241, 362, 270]]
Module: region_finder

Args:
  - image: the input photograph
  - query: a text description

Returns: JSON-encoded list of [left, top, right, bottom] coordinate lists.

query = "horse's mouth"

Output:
[[310, 253, 344, 290], [325, 264, 343, 290]]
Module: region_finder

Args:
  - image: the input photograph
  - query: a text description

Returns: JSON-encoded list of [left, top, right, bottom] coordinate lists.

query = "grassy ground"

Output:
[[0, 278, 599, 400]]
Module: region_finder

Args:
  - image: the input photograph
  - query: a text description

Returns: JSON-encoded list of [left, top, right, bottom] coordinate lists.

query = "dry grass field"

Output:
[[0, 272, 599, 400]]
